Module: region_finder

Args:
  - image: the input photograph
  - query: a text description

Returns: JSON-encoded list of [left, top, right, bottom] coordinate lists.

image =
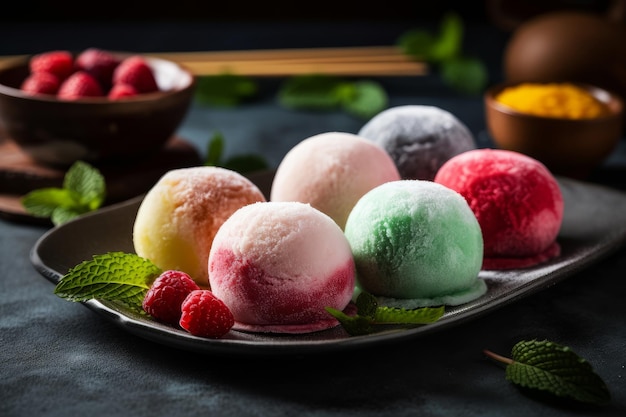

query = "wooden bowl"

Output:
[[0, 53, 195, 167], [485, 82, 623, 178]]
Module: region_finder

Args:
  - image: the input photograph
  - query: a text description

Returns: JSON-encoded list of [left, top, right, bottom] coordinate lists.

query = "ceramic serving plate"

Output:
[[30, 174, 626, 356]]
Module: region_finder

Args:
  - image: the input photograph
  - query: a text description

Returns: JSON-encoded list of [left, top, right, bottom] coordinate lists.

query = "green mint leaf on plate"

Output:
[[195, 74, 258, 107], [327, 291, 444, 336], [484, 340, 611, 406], [325, 307, 374, 336], [354, 291, 378, 319], [22, 160, 106, 226], [277, 74, 388, 119], [374, 305, 444, 324], [55, 252, 162, 310]]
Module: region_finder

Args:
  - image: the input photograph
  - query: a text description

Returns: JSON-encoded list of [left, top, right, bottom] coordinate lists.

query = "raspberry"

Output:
[[112, 55, 159, 94], [57, 71, 104, 100], [20, 71, 60, 96], [179, 290, 234, 338], [142, 270, 200, 325], [108, 83, 139, 100], [75, 48, 121, 90], [29, 50, 74, 81]]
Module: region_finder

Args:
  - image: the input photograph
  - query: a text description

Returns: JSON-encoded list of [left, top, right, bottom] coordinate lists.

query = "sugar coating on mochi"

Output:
[[270, 131, 401, 230], [344, 180, 486, 309], [133, 166, 266, 287], [434, 148, 564, 270], [358, 105, 476, 180], [208, 201, 356, 334]]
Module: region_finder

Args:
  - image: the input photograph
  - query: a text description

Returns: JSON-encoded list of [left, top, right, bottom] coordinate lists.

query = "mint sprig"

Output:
[[22, 160, 106, 226], [484, 340, 611, 406], [326, 291, 444, 336], [397, 12, 487, 95], [277, 74, 388, 120], [204, 131, 269, 174], [54, 252, 162, 311]]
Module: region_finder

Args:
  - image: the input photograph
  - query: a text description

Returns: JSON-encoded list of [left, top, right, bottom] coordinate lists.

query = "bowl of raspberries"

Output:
[[0, 48, 195, 166]]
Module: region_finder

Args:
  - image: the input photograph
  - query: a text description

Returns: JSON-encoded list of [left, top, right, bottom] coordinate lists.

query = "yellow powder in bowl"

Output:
[[495, 83, 610, 119]]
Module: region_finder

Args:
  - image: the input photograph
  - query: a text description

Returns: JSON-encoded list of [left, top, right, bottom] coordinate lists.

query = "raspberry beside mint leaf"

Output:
[[142, 270, 201, 325]]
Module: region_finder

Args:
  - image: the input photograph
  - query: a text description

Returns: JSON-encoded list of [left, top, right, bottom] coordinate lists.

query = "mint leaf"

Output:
[[397, 29, 436, 60], [55, 252, 162, 310], [484, 340, 611, 406], [428, 12, 463, 62], [440, 56, 488, 96], [63, 160, 106, 209], [374, 305, 444, 324], [22, 160, 106, 226], [355, 291, 378, 319], [51, 206, 84, 226], [397, 12, 462, 63], [195, 74, 258, 106], [278, 74, 388, 119], [278, 74, 343, 110], [397, 12, 487, 96], [341, 80, 388, 120], [21, 188, 76, 217], [325, 307, 374, 336], [327, 291, 444, 336]]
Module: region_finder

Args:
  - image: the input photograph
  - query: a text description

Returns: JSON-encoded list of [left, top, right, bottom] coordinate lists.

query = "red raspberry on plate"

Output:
[[179, 290, 234, 338], [20, 71, 60, 96], [112, 55, 159, 94], [108, 83, 139, 100], [75, 48, 121, 90], [29, 50, 74, 81], [57, 71, 104, 100], [142, 270, 200, 325]]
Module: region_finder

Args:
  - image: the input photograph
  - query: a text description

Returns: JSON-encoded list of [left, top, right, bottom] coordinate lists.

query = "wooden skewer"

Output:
[[0, 46, 427, 77], [150, 46, 409, 62], [150, 46, 426, 76], [179, 60, 426, 76]]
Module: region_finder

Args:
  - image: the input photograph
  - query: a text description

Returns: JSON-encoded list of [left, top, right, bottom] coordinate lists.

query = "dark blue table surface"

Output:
[[1, 15, 625, 417]]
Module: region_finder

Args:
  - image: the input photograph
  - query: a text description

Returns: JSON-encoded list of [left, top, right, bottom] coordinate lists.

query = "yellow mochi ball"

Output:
[[132, 166, 266, 286]]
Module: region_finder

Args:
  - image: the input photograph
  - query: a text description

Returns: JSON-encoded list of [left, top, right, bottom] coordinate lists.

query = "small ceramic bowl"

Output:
[[484, 81, 624, 178], [0, 53, 195, 167]]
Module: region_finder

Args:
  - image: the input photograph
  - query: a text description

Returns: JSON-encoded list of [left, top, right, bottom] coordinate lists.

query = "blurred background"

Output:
[[1, 0, 624, 196]]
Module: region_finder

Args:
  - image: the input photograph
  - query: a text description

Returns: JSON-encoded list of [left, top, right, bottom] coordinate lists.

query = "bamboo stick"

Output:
[[0, 46, 427, 77], [149, 46, 426, 76]]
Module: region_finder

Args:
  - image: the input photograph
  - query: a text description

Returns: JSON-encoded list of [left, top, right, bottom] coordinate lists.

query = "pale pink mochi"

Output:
[[133, 166, 266, 287], [270, 131, 401, 230], [208, 201, 356, 334]]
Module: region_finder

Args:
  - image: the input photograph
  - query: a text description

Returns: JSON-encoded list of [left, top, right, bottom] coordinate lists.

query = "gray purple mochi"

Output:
[[357, 105, 477, 180]]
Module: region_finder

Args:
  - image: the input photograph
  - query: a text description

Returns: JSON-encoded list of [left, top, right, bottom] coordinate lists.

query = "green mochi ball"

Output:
[[344, 180, 486, 308]]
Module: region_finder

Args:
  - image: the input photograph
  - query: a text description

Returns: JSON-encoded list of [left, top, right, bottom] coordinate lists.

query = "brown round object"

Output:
[[504, 11, 626, 100]]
